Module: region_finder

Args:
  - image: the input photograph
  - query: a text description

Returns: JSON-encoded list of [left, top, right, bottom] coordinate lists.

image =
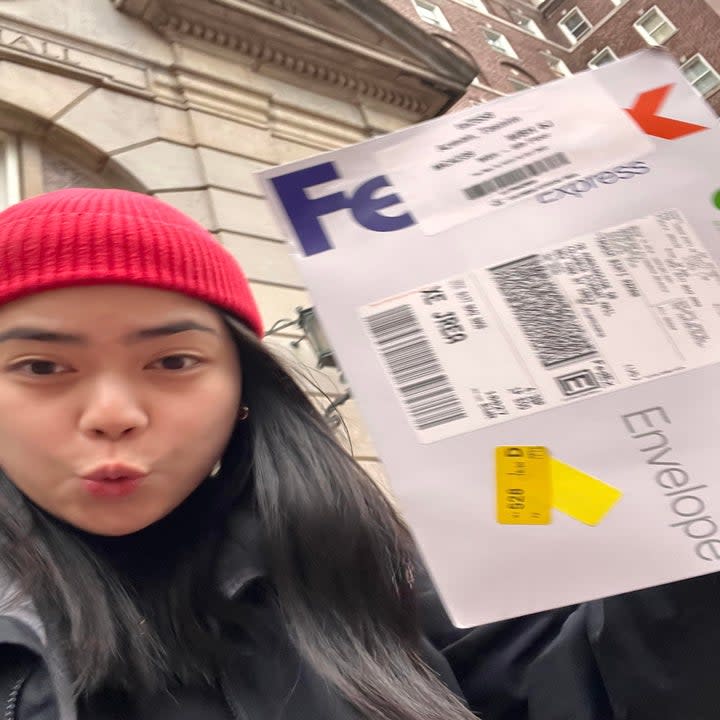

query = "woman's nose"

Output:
[[77, 376, 149, 441]]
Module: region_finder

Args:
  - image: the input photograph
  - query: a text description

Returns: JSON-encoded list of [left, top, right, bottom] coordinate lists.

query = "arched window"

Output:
[[499, 61, 538, 85], [40, 137, 142, 195]]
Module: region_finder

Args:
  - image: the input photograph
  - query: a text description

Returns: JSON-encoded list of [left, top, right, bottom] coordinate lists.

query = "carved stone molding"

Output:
[[115, 0, 476, 119], [164, 13, 427, 113], [0, 21, 150, 92], [255, 0, 304, 18]]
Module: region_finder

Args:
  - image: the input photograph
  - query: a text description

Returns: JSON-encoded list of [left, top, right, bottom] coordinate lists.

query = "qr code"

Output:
[[556, 369, 600, 397], [490, 255, 598, 368]]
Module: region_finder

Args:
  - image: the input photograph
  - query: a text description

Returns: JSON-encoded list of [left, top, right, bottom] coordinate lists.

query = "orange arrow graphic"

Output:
[[625, 84, 708, 140]]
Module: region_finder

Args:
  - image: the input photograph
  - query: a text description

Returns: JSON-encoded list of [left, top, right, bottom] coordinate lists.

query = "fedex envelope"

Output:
[[258, 50, 720, 627]]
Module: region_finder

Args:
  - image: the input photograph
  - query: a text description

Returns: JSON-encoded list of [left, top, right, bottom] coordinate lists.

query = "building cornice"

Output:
[[115, 0, 477, 118]]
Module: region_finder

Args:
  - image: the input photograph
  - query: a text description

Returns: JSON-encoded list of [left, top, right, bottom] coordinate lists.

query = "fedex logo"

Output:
[[269, 162, 416, 256]]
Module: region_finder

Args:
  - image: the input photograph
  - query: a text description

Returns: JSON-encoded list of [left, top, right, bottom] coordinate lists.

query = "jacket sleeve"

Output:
[[418, 567, 720, 720]]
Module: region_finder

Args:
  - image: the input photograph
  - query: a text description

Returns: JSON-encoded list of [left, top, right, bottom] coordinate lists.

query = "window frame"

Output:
[[681, 53, 720, 97], [509, 77, 533, 92], [484, 28, 518, 59], [588, 46, 618, 69], [458, 0, 487, 10], [558, 7, 592, 44], [411, 0, 452, 31], [514, 13, 545, 38], [633, 6, 677, 46], [544, 52, 572, 77]]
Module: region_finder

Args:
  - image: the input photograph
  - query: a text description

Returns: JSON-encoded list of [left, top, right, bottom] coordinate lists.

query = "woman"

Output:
[[0, 187, 716, 720]]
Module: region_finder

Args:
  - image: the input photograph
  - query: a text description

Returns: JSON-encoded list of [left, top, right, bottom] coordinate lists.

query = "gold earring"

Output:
[[238, 405, 250, 421]]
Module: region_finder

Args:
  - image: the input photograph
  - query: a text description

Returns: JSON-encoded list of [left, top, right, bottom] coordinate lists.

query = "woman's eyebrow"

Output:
[[0, 320, 218, 344], [127, 320, 218, 343]]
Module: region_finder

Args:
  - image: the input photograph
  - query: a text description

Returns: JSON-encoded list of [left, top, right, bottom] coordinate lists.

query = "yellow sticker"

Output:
[[496, 446, 552, 525], [551, 458, 622, 526], [495, 448, 623, 526]]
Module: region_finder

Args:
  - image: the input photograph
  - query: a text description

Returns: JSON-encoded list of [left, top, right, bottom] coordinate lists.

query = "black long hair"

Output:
[[0, 314, 475, 720]]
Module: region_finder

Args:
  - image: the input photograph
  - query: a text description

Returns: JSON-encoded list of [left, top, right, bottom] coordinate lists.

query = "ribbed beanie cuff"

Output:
[[0, 188, 264, 336]]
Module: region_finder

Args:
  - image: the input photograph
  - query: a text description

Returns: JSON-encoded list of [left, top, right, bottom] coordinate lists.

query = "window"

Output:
[[509, 77, 532, 92], [588, 47, 618, 68], [459, 0, 487, 10], [634, 7, 676, 45], [558, 7, 591, 44], [545, 53, 572, 77], [484, 29, 517, 58], [682, 54, 720, 96], [412, 0, 452, 30], [513, 13, 545, 38]]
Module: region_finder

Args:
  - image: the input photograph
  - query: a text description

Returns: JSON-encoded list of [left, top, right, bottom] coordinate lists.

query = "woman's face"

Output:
[[0, 284, 243, 536]]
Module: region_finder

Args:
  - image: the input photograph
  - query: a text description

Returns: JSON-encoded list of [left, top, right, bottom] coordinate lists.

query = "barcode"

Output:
[[490, 255, 597, 368], [365, 305, 467, 430], [464, 152, 570, 200]]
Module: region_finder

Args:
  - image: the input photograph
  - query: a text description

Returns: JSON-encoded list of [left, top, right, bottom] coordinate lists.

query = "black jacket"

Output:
[[3, 510, 720, 720], [419, 569, 720, 720]]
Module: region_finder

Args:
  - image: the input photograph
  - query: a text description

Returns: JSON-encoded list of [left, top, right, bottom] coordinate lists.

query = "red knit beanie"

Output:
[[0, 187, 263, 336]]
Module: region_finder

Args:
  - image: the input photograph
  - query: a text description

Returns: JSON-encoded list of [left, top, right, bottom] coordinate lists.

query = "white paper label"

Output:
[[375, 79, 654, 235], [361, 209, 720, 443]]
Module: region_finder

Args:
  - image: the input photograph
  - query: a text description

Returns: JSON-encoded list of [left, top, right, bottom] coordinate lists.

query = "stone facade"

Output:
[[383, 0, 720, 113], [0, 0, 475, 488]]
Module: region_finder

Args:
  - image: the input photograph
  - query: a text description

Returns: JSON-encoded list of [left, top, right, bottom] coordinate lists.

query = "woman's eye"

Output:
[[151, 355, 201, 371], [14, 360, 69, 376]]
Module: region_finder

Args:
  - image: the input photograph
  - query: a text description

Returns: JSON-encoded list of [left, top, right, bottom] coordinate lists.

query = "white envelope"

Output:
[[258, 50, 720, 627]]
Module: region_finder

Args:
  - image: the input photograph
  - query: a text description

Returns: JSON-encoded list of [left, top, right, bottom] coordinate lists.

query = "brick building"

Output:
[[382, 0, 720, 113]]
